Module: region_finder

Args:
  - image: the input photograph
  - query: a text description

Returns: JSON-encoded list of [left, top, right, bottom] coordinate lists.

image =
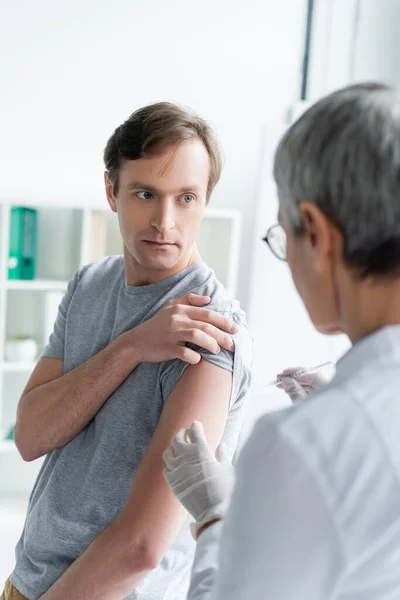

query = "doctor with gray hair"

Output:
[[164, 83, 400, 599]]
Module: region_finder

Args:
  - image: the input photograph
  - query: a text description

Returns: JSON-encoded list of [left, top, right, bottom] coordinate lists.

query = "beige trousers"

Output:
[[0, 579, 28, 600]]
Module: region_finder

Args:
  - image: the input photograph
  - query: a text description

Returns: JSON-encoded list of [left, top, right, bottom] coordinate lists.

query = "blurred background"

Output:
[[1, 0, 400, 581]]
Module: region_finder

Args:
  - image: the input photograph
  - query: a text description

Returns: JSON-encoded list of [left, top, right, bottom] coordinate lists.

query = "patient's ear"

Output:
[[104, 172, 117, 213]]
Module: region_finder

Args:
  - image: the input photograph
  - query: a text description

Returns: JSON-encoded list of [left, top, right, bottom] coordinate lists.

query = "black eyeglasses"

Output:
[[263, 224, 287, 261]]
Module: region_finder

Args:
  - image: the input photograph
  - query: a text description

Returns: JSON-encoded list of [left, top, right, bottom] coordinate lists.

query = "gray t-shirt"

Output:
[[11, 257, 253, 600]]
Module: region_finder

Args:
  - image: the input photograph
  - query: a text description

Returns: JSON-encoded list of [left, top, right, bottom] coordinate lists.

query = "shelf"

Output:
[[0, 201, 242, 499], [0, 440, 17, 453], [1, 362, 36, 373], [5, 279, 68, 292]]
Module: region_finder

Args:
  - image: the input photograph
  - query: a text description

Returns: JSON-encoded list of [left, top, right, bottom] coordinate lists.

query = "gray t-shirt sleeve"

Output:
[[42, 269, 82, 361], [159, 309, 253, 412]]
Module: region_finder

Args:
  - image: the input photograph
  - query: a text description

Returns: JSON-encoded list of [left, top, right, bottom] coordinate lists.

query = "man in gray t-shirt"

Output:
[[5, 103, 252, 600]]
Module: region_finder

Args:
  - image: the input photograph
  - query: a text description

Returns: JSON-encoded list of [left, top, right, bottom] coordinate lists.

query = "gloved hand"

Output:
[[277, 366, 333, 402], [163, 421, 235, 539]]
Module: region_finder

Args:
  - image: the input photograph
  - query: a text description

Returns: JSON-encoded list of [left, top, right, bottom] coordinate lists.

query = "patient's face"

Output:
[[105, 140, 209, 281]]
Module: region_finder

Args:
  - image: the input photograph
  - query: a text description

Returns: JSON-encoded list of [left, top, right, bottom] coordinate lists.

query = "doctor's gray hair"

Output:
[[273, 83, 400, 277]]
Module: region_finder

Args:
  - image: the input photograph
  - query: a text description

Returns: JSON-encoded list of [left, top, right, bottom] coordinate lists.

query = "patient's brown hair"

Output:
[[104, 102, 222, 202]]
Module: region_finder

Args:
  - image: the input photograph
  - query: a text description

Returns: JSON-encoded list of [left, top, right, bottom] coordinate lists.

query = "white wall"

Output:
[[0, 0, 307, 309], [352, 0, 400, 86], [240, 0, 400, 440], [308, 0, 400, 100]]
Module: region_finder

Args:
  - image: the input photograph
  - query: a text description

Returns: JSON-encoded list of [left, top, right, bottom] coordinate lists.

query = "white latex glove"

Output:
[[163, 421, 235, 538], [277, 366, 333, 402]]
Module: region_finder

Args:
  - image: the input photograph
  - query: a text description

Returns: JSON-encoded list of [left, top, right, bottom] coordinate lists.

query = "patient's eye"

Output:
[[137, 191, 154, 200]]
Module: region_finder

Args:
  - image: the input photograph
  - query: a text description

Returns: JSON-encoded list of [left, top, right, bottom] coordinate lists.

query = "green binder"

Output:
[[8, 207, 38, 280]]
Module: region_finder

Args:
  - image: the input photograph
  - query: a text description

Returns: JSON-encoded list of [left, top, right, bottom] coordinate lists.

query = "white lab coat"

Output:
[[187, 325, 400, 599]]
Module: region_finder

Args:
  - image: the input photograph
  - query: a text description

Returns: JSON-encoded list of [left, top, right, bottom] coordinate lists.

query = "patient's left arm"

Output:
[[39, 359, 232, 600]]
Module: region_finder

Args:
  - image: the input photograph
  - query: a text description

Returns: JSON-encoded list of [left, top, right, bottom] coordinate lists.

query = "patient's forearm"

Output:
[[16, 334, 140, 461], [39, 518, 154, 600]]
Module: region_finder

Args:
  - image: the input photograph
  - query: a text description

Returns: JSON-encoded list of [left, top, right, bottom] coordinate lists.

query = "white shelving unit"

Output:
[[0, 440, 17, 453], [5, 280, 69, 291], [0, 201, 242, 454]]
